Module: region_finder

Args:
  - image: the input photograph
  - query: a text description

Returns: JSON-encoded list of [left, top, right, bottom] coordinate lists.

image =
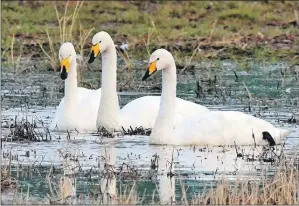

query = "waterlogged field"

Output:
[[1, 60, 299, 204]]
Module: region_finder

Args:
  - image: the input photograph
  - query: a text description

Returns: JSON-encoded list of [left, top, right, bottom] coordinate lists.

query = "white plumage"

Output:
[[49, 43, 101, 132], [143, 49, 292, 146], [118, 96, 209, 129], [167, 111, 291, 146], [89, 31, 209, 133]]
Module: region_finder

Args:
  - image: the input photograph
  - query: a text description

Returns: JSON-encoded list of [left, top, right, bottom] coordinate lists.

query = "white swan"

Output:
[[142, 49, 292, 146], [49, 42, 101, 131], [88, 31, 209, 133]]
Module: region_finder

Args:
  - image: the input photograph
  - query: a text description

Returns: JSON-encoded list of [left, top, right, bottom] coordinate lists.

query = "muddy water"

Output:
[[1, 60, 299, 204]]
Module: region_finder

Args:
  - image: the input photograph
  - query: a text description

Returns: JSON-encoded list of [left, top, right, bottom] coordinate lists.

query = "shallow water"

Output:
[[1, 60, 299, 204]]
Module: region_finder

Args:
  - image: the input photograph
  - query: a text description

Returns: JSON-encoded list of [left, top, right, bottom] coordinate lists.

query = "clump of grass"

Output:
[[121, 126, 152, 136], [97, 127, 119, 138], [3, 116, 51, 142], [219, 8, 258, 22]]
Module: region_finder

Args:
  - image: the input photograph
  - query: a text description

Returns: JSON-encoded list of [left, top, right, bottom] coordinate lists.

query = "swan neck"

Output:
[[97, 45, 119, 128], [153, 62, 177, 134], [64, 61, 77, 103], [101, 47, 117, 92]]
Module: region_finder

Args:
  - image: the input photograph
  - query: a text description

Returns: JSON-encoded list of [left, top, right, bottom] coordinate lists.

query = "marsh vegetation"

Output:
[[1, 1, 299, 205]]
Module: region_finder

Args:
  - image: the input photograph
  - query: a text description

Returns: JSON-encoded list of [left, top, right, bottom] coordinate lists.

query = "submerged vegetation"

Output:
[[2, 1, 299, 72]]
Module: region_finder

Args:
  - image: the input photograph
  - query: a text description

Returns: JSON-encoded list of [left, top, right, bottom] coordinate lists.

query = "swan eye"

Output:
[[99, 41, 102, 43], [157, 58, 160, 61]]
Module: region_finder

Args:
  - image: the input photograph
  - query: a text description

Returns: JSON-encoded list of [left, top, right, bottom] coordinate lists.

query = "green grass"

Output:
[[2, 1, 299, 69]]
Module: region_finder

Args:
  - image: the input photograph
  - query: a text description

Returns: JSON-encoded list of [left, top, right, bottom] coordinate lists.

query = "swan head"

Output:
[[59, 42, 76, 80], [142, 49, 174, 81], [88, 31, 114, 63]]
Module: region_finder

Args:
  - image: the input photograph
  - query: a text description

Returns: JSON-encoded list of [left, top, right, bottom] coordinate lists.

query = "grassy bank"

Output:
[[2, 1, 299, 71]]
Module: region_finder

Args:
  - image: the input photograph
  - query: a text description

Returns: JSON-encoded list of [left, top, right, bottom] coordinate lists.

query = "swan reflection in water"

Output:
[[151, 146, 176, 204], [99, 146, 117, 204], [56, 141, 268, 204], [57, 143, 177, 204], [96, 143, 176, 205], [58, 145, 117, 204], [59, 149, 79, 204]]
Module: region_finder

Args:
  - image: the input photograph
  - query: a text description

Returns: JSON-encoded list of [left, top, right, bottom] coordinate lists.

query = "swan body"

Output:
[[142, 49, 292, 146], [49, 42, 101, 132], [118, 96, 208, 129], [156, 111, 292, 146], [88, 31, 209, 133]]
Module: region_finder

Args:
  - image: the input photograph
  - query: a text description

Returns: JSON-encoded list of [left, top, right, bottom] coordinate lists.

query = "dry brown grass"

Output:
[[38, 1, 94, 72], [5, 33, 35, 73], [191, 157, 299, 205], [1, 150, 17, 191], [117, 182, 138, 204]]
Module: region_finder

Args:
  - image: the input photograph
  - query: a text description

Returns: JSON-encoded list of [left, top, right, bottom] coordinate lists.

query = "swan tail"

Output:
[[280, 130, 293, 139], [273, 129, 293, 145], [265, 129, 293, 146]]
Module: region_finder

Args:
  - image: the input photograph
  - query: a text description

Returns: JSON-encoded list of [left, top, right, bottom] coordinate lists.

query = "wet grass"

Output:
[[2, 1, 299, 72]]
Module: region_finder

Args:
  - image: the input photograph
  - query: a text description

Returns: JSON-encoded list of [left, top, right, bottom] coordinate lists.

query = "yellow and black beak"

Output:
[[142, 61, 157, 81], [88, 43, 100, 64], [60, 57, 70, 80]]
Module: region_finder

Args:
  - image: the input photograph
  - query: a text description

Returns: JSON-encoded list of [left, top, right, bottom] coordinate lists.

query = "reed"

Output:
[[5, 33, 34, 73], [38, 1, 93, 72], [191, 155, 299, 205], [1, 150, 17, 191]]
